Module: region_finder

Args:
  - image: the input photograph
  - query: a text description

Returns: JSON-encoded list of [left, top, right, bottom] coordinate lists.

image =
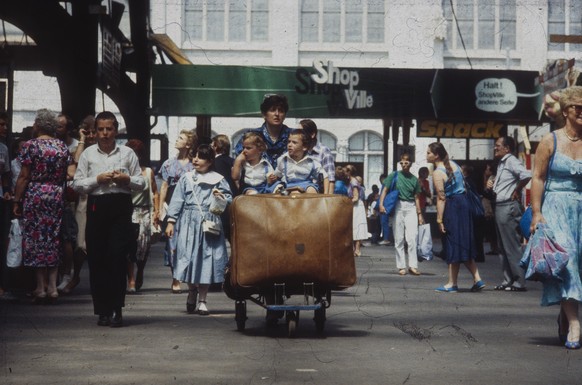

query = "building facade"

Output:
[[6, 0, 582, 189]]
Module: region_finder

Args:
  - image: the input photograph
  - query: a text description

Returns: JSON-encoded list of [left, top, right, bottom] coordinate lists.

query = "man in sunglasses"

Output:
[[379, 153, 424, 276]]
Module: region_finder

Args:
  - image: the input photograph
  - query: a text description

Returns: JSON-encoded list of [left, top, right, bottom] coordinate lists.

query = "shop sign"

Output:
[[417, 120, 505, 138]]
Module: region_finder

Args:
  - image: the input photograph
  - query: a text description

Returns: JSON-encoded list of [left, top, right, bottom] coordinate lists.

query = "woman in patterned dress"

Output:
[[531, 86, 582, 349], [158, 129, 198, 293], [126, 139, 159, 293], [13, 109, 75, 303]]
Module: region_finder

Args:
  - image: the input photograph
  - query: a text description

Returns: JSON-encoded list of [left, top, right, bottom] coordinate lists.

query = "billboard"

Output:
[[152, 61, 541, 124]]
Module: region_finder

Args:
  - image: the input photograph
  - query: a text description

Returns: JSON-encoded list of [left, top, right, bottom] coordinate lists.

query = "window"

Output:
[[443, 0, 516, 51], [319, 131, 337, 154], [184, 0, 269, 43], [348, 131, 384, 193], [300, 0, 385, 44], [548, 0, 582, 52]]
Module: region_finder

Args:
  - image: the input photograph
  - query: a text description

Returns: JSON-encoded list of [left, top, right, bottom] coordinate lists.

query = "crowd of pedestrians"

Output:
[[0, 88, 580, 350]]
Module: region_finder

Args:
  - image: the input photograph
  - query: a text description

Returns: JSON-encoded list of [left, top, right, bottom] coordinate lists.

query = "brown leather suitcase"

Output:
[[229, 194, 356, 290]]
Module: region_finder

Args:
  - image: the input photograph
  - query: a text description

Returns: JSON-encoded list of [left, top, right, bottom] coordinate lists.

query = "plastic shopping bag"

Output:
[[520, 223, 569, 282], [416, 223, 433, 261], [7, 219, 22, 268]]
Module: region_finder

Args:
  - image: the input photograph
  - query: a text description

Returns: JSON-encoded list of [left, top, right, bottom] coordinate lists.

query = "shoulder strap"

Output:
[[542, 132, 557, 201], [548, 131, 557, 172], [389, 171, 398, 192], [187, 173, 205, 218]]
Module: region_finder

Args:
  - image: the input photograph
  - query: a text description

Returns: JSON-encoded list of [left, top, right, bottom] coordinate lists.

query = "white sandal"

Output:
[[196, 301, 209, 316]]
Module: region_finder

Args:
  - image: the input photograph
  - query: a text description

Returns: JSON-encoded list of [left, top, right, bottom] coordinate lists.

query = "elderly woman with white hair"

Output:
[[13, 109, 76, 304]]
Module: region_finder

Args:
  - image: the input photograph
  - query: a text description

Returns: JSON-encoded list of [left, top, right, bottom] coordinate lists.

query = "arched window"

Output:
[[319, 130, 337, 155], [348, 131, 383, 192]]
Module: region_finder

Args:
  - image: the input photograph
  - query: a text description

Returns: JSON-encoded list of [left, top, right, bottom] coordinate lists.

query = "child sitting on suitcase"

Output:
[[231, 132, 281, 195], [273, 129, 328, 194]]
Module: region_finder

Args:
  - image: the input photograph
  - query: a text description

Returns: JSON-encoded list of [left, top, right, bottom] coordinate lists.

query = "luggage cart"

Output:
[[227, 194, 356, 337], [231, 281, 332, 337]]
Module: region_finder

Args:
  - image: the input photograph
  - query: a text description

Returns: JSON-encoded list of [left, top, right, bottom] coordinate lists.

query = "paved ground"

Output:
[[1, 240, 581, 385]]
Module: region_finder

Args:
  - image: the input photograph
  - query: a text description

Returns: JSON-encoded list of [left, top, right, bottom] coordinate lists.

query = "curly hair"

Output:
[[559, 86, 582, 111], [34, 109, 59, 137], [260, 94, 289, 114]]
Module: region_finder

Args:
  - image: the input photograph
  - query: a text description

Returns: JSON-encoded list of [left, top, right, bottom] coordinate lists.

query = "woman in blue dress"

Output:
[[427, 142, 485, 293], [158, 129, 196, 293], [531, 86, 582, 349], [165, 145, 232, 316]]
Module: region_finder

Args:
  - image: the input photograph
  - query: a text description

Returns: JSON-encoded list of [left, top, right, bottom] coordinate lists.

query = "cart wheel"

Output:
[[235, 301, 247, 331], [286, 311, 299, 338], [314, 305, 326, 333], [266, 310, 280, 327]]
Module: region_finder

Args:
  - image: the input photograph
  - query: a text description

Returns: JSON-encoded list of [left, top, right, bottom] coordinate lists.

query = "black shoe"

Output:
[[110, 309, 123, 327], [97, 315, 111, 326], [186, 289, 198, 314]]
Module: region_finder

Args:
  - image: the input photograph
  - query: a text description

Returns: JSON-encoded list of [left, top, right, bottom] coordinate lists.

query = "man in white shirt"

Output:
[[73, 111, 145, 327]]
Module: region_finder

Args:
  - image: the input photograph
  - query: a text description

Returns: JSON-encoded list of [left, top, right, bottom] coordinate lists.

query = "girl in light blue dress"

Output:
[[165, 145, 232, 316], [530, 86, 582, 349]]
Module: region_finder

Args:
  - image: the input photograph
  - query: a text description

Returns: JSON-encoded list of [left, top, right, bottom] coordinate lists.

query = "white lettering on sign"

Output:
[[475, 78, 540, 114], [311, 59, 373, 110]]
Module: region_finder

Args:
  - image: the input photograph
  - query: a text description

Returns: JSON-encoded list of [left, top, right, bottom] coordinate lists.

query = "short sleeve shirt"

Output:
[[383, 171, 421, 202]]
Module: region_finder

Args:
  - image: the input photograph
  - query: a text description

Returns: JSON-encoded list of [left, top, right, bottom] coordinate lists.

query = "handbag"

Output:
[[378, 171, 399, 215], [462, 176, 484, 220], [519, 223, 569, 282], [520, 132, 557, 240], [209, 192, 228, 215], [7, 219, 23, 268], [416, 223, 433, 261]]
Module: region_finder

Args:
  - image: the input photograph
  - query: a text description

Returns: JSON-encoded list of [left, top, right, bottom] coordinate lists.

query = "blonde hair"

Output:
[[242, 132, 267, 152], [559, 86, 582, 111]]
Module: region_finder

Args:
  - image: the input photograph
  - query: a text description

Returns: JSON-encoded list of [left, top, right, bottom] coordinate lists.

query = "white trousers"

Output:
[[391, 200, 418, 270]]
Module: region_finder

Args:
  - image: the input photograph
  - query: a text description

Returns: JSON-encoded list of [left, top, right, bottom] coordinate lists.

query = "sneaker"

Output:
[[378, 240, 392, 246], [273, 184, 285, 194]]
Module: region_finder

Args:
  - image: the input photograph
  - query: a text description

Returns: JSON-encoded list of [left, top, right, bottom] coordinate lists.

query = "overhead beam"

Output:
[[549, 34, 582, 44]]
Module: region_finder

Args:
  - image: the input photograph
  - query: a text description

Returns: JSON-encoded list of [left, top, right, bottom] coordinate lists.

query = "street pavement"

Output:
[[1, 239, 581, 385]]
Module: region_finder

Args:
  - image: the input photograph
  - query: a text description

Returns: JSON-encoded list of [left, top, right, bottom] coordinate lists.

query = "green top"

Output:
[[383, 171, 421, 202]]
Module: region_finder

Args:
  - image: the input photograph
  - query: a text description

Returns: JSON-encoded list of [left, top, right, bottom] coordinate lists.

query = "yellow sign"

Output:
[[417, 120, 505, 138]]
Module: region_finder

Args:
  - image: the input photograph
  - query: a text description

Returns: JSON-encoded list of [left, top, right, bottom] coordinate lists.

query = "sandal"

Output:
[[494, 284, 509, 291], [196, 300, 209, 316], [504, 286, 527, 292]]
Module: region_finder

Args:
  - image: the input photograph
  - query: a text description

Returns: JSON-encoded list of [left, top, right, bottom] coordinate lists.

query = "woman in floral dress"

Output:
[[13, 109, 75, 303]]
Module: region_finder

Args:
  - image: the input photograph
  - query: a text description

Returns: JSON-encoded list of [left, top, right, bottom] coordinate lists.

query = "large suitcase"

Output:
[[229, 194, 356, 290]]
